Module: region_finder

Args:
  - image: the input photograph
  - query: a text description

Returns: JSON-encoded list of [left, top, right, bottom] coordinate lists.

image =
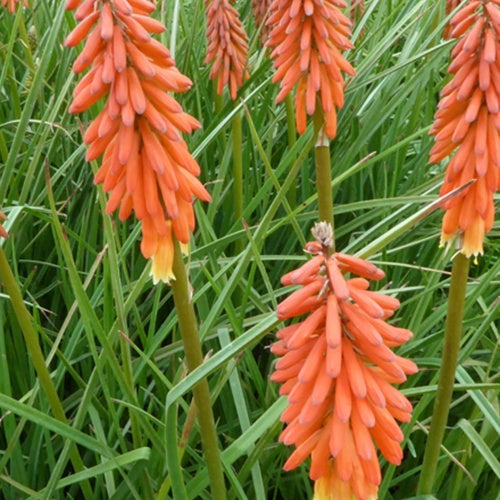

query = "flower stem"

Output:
[[285, 95, 297, 149], [313, 108, 335, 240], [170, 237, 227, 500], [0, 245, 93, 499], [232, 109, 244, 255], [417, 252, 470, 495], [285, 95, 297, 207], [214, 86, 224, 115]]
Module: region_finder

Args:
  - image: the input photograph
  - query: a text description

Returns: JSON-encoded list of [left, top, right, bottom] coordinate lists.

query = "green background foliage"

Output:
[[0, 0, 498, 498]]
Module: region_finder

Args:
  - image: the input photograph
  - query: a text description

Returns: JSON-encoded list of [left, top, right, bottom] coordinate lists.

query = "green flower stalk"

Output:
[[419, 1, 500, 492], [170, 238, 227, 500], [418, 253, 470, 494], [313, 109, 335, 232]]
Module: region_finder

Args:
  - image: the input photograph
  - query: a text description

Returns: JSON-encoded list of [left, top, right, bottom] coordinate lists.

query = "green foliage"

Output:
[[0, 0, 498, 498]]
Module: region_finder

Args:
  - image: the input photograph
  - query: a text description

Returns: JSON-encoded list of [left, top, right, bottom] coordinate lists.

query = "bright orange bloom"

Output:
[[314, 459, 377, 500], [430, 0, 500, 258], [251, 0, 274, 44], [66, 0, 210, 284], [0, 211, 8, 239], [1, 0, 27, 13], [204, 0, 250, 100], [272, 223, 416, 500], [266, 0, 355, 138]]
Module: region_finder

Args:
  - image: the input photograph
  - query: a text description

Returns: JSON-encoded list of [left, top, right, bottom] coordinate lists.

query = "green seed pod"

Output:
[[28, 25, 37, 53]]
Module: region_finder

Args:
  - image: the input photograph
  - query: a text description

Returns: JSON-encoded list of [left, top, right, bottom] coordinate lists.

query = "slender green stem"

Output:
[[213, 87, 226, 150], [170, 238, 227, 500], [313, 108, 335, 236], [285, 95, 297, 149], [417, 252, 470, 495], [214, 86, 224, 116], [0, 245, 93, 499], [285, 95, 298, 207], [232, 110, 244, 255]]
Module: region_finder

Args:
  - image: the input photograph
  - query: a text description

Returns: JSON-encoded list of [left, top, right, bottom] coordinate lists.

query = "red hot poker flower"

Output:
[[1, 0, 27, 13], [272, 222, 416, 500], [266, 0, 355, 139], [66, 0, 211, 284], [430, 0, 500, 258], [204, 0, 250, 100]]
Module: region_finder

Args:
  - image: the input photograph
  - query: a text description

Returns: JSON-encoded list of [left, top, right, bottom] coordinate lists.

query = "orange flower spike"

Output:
[[204, 0, 250, 100], [276, 277, 325, 319], [310, 423, 333, 479], [447, 2, 480, 39], [341, 337, 367, 399], [431, 0, 500, 258], [66, 0, 83, 9], [151, 222, 175, 285], [66, 0, 210, 284], [266, 0, 355, 139], [311, 357, 335, 405], [276, 339, 315, 371], [282, 253, 324, 285], [351, 405, 376, 461], [272, 222, 416, 498], [340, 301, 383, 346], [298, 332, 327, 384], [346, 282, 385, 319], [361, 364, 386, 408], [326, 258, 350, 301], [335, 252, 385, 280], [325, 294, 341, 348], [287, 305, 327, 350], [65, 12, 101, 47]]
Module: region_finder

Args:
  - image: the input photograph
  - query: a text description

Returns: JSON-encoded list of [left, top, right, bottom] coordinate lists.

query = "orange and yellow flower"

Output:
[[65, 0, 210, 283], [266, 0, 355, 138], [314, 459, 377, 500], [1, 0, 27, 13], [271, 222, 416, 500], [430, 0, 499, 258], [204, 0, 250, 100]]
